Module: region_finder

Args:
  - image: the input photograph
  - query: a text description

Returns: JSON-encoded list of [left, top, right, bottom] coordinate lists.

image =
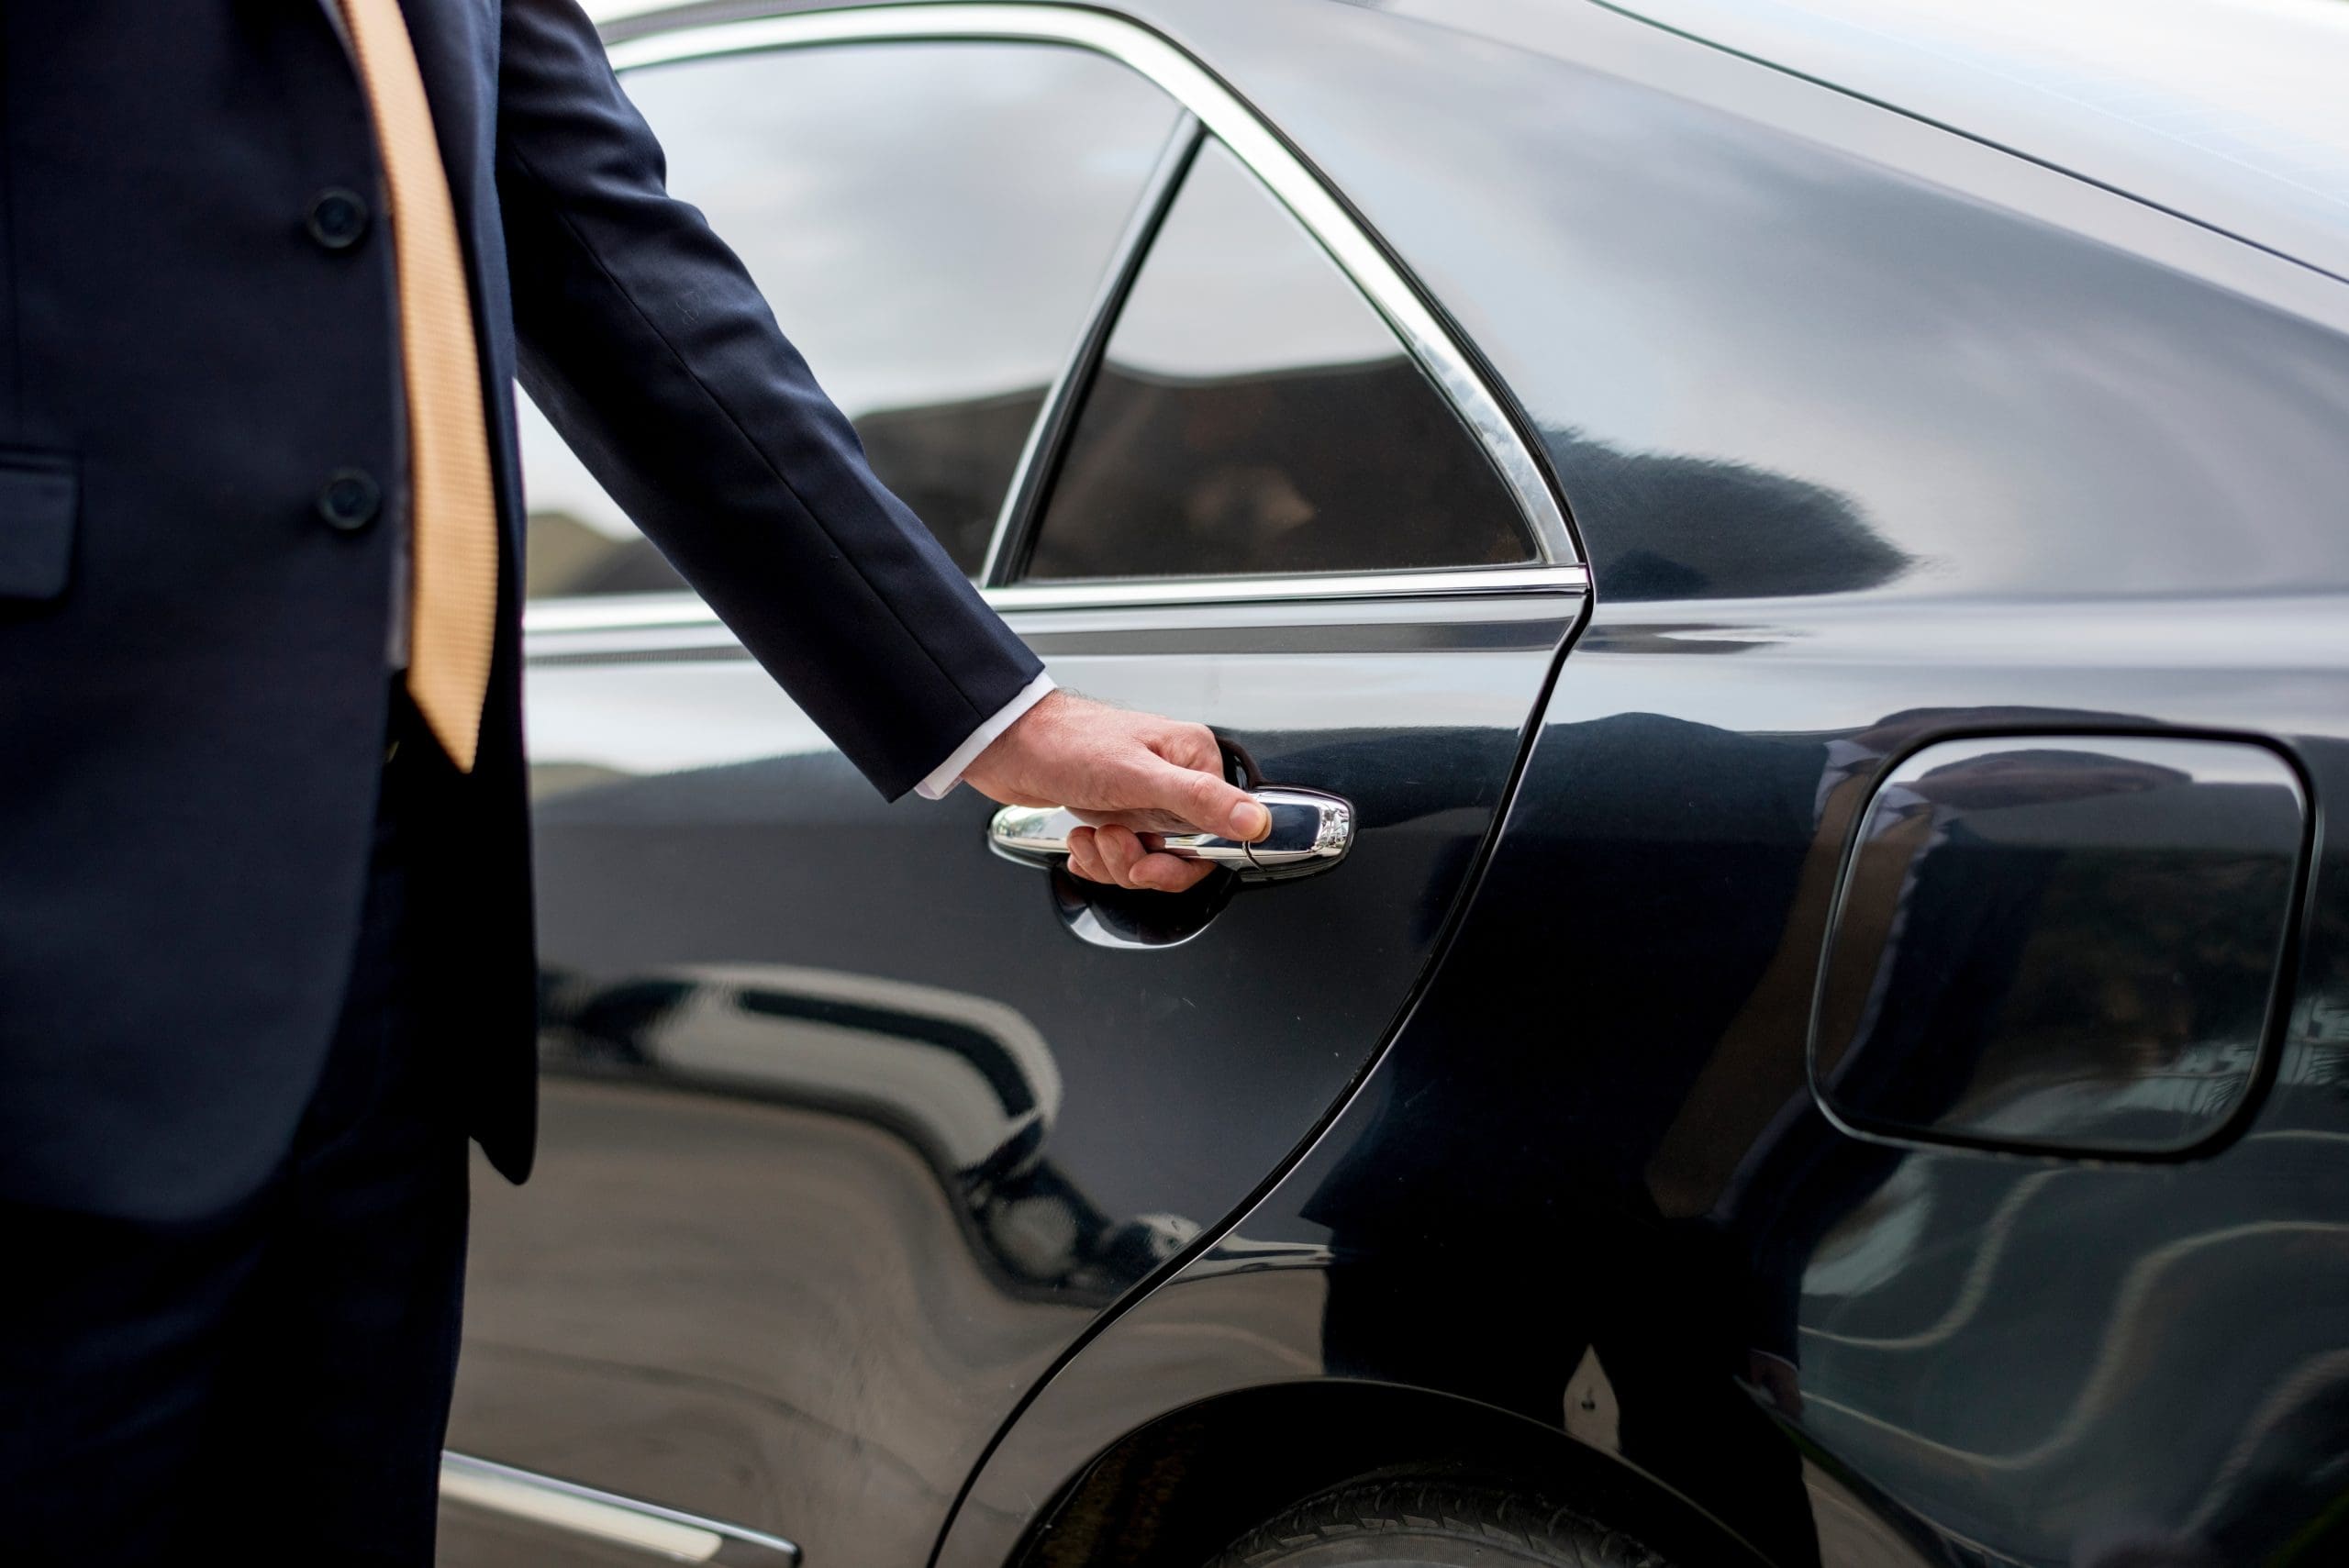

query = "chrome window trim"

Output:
[[525, 564, 1589, 645], [529, 1, 1578, 638], [982, 563, 1587, 612], [440, 1452, 803, 1565]]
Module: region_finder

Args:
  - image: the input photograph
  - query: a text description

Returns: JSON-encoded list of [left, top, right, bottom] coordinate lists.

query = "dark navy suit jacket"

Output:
[[0, 0, 1042, 1220]]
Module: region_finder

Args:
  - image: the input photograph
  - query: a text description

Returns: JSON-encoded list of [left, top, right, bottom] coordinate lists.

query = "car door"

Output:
[[441, 11, 1586, 1567]]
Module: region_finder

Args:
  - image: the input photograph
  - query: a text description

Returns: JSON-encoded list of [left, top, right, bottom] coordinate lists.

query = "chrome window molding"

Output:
[[529, 572, 1585, 662], [529, 1, 1580, 639], [525, 564, 1589, 647], [440, 1452, 802, 1565], [981, 563, 1587, 612]]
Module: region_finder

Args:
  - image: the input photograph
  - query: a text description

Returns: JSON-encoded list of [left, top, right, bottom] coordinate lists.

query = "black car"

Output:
[[441, 2, 2349, 1565]]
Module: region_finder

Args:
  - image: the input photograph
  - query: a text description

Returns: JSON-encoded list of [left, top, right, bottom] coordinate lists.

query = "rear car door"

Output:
[[443, 11, 1586, 1565]]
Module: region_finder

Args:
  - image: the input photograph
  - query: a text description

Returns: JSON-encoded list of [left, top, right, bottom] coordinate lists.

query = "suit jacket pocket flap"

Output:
[[0, 450, 78, 600]]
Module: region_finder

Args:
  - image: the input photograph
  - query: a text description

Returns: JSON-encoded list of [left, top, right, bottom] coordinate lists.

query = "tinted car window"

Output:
[[522, 41, 1181, 598], [1022, 139, 1532, 582]]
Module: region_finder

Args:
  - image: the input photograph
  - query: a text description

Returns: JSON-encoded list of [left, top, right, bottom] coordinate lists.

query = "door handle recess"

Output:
[[988, 787, 1353, 884]]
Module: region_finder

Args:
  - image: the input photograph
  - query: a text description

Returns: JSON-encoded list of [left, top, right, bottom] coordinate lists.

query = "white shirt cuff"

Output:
[[913, 673, 1056, 800]]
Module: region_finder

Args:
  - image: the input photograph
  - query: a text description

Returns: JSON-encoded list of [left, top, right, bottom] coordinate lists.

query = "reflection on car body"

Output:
[[540, 963, 1197, 1302]]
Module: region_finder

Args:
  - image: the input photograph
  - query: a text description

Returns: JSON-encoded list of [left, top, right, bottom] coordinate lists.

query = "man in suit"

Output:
[[0, 2, 1255, 1560]]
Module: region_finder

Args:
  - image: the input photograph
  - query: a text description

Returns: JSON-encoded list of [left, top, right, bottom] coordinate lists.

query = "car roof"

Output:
[[587, 0, 2349, 285], [1591, 0, 2349, 284]]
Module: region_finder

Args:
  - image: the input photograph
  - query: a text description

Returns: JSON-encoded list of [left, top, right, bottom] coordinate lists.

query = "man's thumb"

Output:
[[1159, 760, 1268, 841]]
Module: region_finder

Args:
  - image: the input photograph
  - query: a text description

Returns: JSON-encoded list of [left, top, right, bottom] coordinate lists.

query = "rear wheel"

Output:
[[1204, 1477, 1675, 1568]]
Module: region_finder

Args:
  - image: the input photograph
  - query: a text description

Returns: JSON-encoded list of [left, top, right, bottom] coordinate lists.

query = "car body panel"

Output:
[[947, 594, 2349, 1568], [451, 586, 1581, 1563], [459, 5, 2349, 1566]]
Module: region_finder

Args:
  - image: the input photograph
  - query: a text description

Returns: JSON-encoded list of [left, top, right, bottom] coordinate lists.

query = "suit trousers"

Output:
[[0, 704, 470, 1565]]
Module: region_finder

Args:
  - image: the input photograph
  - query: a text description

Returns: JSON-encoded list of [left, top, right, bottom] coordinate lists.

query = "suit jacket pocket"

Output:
[[0, 449, 78, 600]]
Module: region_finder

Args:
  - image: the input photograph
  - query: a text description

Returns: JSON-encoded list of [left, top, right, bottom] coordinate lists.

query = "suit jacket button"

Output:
[[317, 469, 382, 532], [306, 187, 371, 251]]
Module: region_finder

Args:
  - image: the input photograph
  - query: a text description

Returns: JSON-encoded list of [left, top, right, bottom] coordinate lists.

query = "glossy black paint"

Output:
[[451, 594, 1575, 1565], [951, 605, 2349, 1568], [930, 6, 2349, 1568], [452, 5, 2349, 1568]]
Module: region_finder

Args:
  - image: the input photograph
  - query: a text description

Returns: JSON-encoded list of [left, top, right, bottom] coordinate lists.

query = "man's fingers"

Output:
[[1065, 826, 1107, 884], [1107, 827, 1213, 892], [1144, 756, 1269, 842], [1068, 762, 1252, 892], [1067, 823, 1215, 892], [1136, 853, 1214, 892], [1095, 825, 1143, 885]]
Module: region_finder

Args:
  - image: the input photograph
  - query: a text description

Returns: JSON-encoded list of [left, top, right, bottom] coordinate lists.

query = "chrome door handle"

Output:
[[988, 787, 1353, 884]]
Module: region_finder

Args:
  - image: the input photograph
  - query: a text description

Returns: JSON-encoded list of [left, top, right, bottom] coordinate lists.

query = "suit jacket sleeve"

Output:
[[492, 0, 1044, 799]]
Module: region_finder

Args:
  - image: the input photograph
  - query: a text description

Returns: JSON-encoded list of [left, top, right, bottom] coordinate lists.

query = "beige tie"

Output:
[[339, 0, 499, 772]]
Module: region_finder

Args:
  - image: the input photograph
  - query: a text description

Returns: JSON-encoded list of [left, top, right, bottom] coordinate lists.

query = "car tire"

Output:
[[1204, 1476, 1675, 1568]]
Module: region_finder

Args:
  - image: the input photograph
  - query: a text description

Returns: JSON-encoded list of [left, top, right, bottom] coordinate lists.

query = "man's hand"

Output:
[[962, 691, 1270, 892]]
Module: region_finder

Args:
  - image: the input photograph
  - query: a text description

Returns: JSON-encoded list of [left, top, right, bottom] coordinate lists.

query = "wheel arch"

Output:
[[997, 1377, 1769, 1568], [929, 1233, 1959, 1568], [927, 1252, 1800, 1568]]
